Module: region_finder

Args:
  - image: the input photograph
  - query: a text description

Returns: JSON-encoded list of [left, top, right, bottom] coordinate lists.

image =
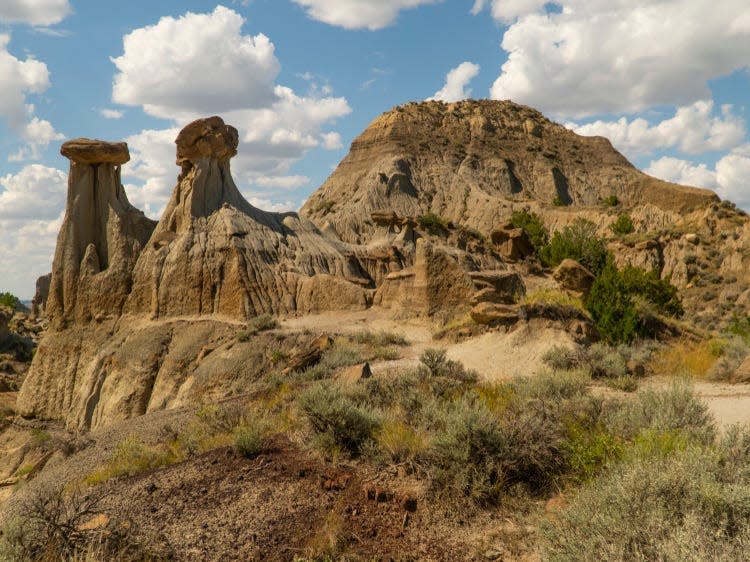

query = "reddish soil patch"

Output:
[[105, 436, 485, 561]]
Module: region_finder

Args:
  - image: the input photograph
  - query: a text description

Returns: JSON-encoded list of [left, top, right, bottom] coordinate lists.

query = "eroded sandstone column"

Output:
[[47, 139, 156, 327]]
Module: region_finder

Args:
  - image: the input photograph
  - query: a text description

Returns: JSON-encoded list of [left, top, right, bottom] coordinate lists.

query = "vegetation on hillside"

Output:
[[539, 218, 609, 275]]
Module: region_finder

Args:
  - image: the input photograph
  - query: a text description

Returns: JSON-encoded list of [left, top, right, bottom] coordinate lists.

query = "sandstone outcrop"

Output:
[[302, 100, 718, 245], [47, 139, 156, 328], [31, 273, 51, 318], [553, 259, 595, 298], [125, 116, 370, 319], [490, 223, 534, 261], [18, 118, 374, 428]]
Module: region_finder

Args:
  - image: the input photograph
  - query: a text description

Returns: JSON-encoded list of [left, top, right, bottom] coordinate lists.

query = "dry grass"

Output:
[[520, 288, 585, 312], [648, 339, 718, 378]]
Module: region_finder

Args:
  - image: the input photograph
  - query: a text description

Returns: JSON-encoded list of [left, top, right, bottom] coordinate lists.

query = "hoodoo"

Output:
[[47, 139, 156, 327], [125, 116, 371, 318]]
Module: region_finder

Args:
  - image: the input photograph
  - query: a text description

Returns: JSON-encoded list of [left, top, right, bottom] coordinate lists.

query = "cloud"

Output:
[[489, 0, 750, 117], [428, 61, 480, 103], [112, 6, 351, 219], [291, 0, 441, 30], [112, 5, 281, 119], [100, 108, 124, 119], [252, 175, 310, 190], [568, 100, 746, 159], [0, 164, 67, 297], [122, 127, 180, 219], [0, 0, 71, 26], [646, 145, 750, 209], [470, 0, 547, 21], [0, 164, 67, 220], [0, 35, 63, 160]]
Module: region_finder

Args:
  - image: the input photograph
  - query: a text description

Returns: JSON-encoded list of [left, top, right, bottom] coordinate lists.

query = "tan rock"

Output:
[[301, 100, 718, 245], [490, 224, 534, 261], [60, 139, 129, 165], [470, 303, 519, 325], [734, 355, 750, 383], [31, 273, 51, 318], [468, 270, 525, 300], [553, 259, 595, 298], [175, 116, 238, 164], [335, 362, 372, 384], [47, 138, 156, 327]]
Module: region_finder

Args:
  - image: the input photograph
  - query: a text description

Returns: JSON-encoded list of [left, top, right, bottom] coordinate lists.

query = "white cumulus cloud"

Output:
[[112, 6, 351, 217], [112, 5, 281, 119], [0, 164, 66, 297], [291, 0, 441, 30], [428, 61, 480, 103], [489, 0, 750, 118], [0, 0, 71, 26], [0, 35, 63, 160], [100, 108, 124, 119], [646, 145, 750, 209], [569, 100, 746, 159]]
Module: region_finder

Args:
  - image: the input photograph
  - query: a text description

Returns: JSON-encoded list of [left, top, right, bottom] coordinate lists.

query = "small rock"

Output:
[[553, 258, 595, 298], [335, 362, 372, 384], [470, 303, 519, 325]]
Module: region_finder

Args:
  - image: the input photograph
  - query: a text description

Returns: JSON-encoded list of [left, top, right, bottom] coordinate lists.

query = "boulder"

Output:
[[553, 259, 595, 298], [470, 303, 520, 325], [282, 335, 333, 375], [371, 210, 399, 226], [335, 362, 372, 384], [733, 355, 750, 383], [468, 271, 525, 302], [490, 224, 534, 261]]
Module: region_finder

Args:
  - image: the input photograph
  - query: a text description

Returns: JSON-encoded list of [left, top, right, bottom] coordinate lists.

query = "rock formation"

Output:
[[125, 117, 370, 318], [16, 103, 747, 431], [302, 100, 717, 245], [46, 139, 156, 327], [18, 117, 373, 429], [31, 273, 51, 318]]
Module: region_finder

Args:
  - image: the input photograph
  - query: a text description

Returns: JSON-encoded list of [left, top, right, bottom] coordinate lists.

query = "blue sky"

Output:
[[0, 0, 749, 297]]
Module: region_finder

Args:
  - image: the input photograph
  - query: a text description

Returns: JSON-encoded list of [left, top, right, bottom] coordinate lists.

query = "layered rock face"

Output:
[[18, 117, 372, 429], [125, 117, 370, 318], [47, 140, 156, 327], [302, 100, 717, 244]]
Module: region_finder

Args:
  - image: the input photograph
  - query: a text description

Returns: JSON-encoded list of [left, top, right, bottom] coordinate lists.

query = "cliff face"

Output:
[[301, 100, 718, 245], [18, 117, 374, 429], [17, 104, 744, 430]]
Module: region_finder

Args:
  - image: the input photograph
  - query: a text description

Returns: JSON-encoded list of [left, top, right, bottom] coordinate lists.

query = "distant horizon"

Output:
[[1, 0, 749, 298]]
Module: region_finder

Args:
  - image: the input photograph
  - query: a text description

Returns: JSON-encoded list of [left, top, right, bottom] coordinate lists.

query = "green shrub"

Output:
[[551, 196, 568, 207], [510, 209, 549, 253], [609, 214, 634, 235], [419, 213, 450, 236], [601, 195, 620, 207], [352, 330, 408, 347], [419, 348, 478, 383], [603, 382, 715, 444], [233, 418, 270, 458], [539, 218, 609, 276], [299, 383, 380, 457], [427, 397, 506, 503], [586, 261, 683, 343], [540, 447, 750, 561], [0, 292, 20, 309]]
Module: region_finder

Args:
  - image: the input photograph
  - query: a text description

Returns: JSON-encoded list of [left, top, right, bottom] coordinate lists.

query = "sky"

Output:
[[0, 0, 749, 298]]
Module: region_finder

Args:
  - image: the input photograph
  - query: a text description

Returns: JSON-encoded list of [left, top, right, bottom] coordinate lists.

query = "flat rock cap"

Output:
[[175, 116, 239, 164], [61, 139, 130, 165]]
